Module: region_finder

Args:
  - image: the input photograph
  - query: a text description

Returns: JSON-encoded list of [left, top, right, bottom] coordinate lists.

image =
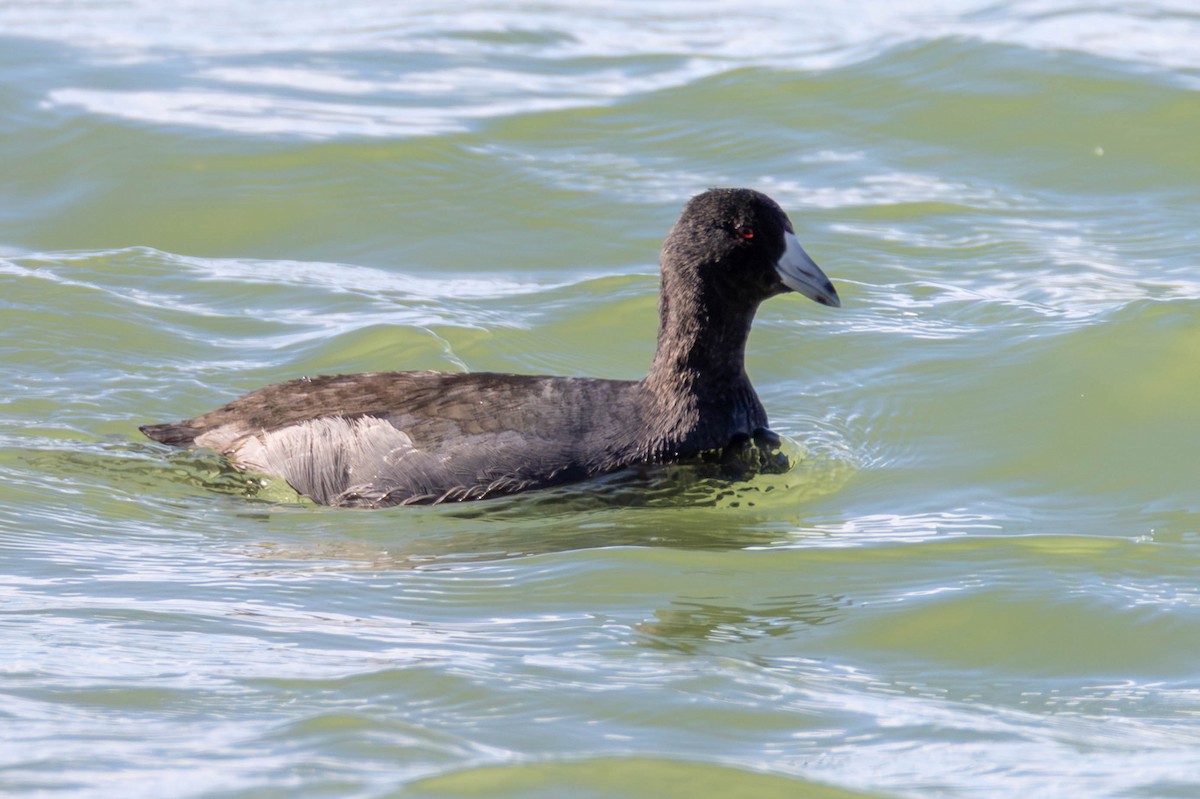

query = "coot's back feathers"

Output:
[[146, 372, 643, 505], [141, 188, 840, 506]]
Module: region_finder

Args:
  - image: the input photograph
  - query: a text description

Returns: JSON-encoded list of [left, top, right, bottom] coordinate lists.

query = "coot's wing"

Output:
[[144, 372, 641, 506]]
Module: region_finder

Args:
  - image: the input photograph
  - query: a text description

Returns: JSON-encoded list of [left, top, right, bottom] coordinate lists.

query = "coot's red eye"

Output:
[[736, 225, 755, 240]]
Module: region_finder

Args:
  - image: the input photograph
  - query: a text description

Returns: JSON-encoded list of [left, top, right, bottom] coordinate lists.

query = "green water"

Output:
[[3, 2, 1200, 797]]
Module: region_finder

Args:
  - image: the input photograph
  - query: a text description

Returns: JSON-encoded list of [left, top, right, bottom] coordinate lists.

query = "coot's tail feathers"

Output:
[[140, 422, 203, 447]]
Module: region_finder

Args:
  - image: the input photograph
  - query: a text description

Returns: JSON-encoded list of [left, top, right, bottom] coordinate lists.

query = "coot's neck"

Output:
[[648, 282, 756, 382], [640, 277, 766, 450]]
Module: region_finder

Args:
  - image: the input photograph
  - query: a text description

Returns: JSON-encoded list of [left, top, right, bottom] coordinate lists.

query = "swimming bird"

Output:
[[141, 188, 840, 506]]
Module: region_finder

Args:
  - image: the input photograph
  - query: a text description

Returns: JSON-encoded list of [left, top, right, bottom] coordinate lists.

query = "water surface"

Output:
[[3, 2, 1200, 797]]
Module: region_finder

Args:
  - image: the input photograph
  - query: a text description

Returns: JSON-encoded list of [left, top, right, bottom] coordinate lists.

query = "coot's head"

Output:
[[662, 188, 840, 308]]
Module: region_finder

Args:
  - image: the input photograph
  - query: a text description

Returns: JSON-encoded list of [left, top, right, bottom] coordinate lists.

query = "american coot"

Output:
[[141, 188, 841, 506]]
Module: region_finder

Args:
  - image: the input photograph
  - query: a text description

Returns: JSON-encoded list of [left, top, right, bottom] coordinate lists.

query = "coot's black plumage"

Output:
[[141, 188, 840, 506]]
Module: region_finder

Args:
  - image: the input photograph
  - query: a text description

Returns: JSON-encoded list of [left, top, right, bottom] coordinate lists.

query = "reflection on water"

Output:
[[637, 594, 847, 654]]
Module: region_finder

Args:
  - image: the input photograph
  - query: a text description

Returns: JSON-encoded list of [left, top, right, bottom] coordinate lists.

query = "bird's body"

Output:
[[141, 188, 840, 506]]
